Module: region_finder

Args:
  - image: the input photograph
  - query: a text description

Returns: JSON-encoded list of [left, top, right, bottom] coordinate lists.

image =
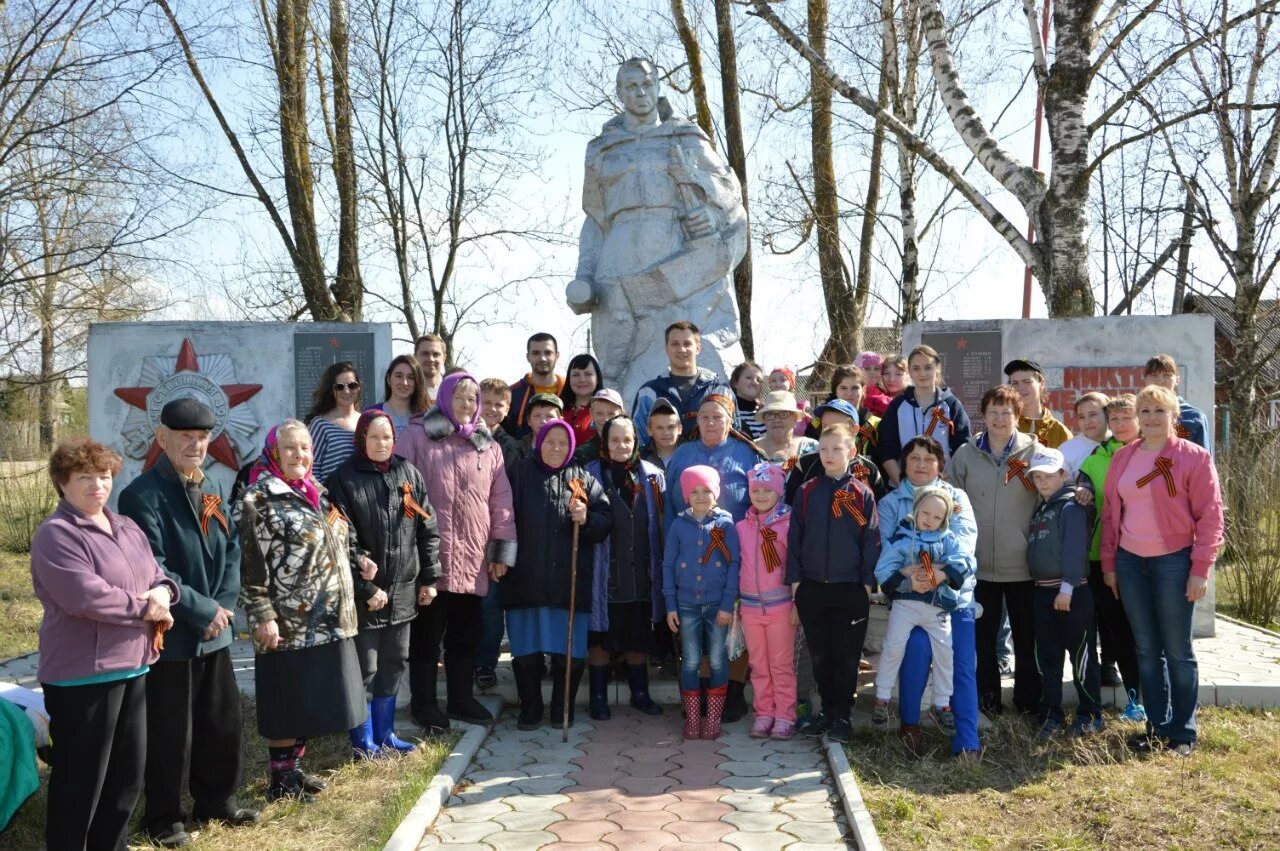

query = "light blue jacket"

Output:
[[877, 479, 978, 610], [876, 525, 977, 609]]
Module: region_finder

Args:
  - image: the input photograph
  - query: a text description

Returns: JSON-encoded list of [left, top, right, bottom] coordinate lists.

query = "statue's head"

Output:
[[616, 58, 660, 120]]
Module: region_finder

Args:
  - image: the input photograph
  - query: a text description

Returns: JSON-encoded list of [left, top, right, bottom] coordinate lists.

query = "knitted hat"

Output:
[[680, 464, 721, 502], [913, 485, 954, 531], [771, 367, 797, 390], [747, 462, 785, 499], [854, 351, 884, 370]]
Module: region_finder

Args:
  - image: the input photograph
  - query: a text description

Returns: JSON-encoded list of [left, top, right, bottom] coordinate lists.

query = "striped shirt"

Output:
[[309, 417, 356, 484]]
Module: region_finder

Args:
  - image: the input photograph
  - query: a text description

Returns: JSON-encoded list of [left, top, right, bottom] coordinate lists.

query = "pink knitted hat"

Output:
[[747, 462, 785, 499], [854, 351, 884, 370], [680, 465, 721, 503]]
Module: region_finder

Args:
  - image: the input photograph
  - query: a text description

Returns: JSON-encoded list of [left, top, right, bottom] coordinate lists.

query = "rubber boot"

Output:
[[371, 696, 416, 754], [704, 684, 728, 739], [549, 654, 586, 726], [627, 664, 663, 715], [722, 679, 749, 723], [700, 676, 710, 717], [512, 654, 545, 731], [445, 655, 493, 724], [588, 665, 612, 721], [681, 689, 703, 740], [347, 704, 380, 760]]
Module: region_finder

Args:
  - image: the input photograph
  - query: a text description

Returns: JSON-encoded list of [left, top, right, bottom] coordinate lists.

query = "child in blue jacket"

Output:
[[663, 465, 741, 740], [872, 486, 976, 735]]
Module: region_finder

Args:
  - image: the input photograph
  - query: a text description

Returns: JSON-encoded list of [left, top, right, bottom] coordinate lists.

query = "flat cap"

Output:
[[1003, 358, 1044, 377], [160, 397, 216, 430]]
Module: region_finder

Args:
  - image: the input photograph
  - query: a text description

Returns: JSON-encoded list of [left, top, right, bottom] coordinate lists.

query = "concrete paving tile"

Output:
[[552, 801, 623, 821], [451, 783, 525, 803], [467, 769, 532, 785], [434, 821, 503, 843], [607, 808, 676, 831], [720, 811, 793, 832], [717, 760, 778, 777], [512, 775, 578, 794], [780, 820, 846, 843], [523, 760, 588, 776], [761, 738, 821, 753], [422, 843, 490, 851], [566, 769, 627, 790], [613, 775, 677, 795], [722, 830, 795, 851], [505, 793, 572, 812], [666, 821, 735, 842], [482, 830, 559, 851], [719, 792, 784, 813], [484, 740, 545, 755], [665, 800, 734, 821], [494, 809, 564, 832], [783, 844, 852, 851], [542, 843, 614, 851], [598, 828, 682, 850], [446, 800, 515, 823], [563, 786, 622, 803], [474, 755, 537, 772], [620, 744, 683, 761], [624, 760, 680, 778], [766, 752, 824, 769], [777, 801, 841, 821], [718, 775, 780, 793], [767, 767, 825, 784], [669, 785, 730, 803], [416, 834, 441, 848], [547, 819, 624, 843], [666, 766, 729, 785], [716, 745, 781, 762], [607, 792, 680, 810], [771, 783, 835, 802], [668, 845, 734, 851]]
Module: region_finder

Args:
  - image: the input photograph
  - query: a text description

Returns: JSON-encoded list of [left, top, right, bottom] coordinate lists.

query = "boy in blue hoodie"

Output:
[[872, 486, 976, 735], [1026, 447, 1104, 739], [786, 424, 881, 744], [664, 465, 741, 740]]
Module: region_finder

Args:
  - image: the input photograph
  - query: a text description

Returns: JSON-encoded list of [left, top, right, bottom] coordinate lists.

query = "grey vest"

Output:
[[1026, 488, 1076, 582]]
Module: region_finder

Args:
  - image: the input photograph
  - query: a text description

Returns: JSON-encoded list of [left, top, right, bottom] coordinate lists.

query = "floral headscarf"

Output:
[[355, 409, 395, 473], [534, 419, 577, 473], [250, 421, 322, 511], [601, 415, 640, 502], [436, 371, 481, 440]]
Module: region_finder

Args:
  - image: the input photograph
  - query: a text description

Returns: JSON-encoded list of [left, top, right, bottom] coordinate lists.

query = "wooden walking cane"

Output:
[[564, 478, 588, 742]]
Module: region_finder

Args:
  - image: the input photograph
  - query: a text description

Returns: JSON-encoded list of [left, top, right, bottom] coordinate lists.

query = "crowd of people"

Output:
[[26, 325, 1225, 849]]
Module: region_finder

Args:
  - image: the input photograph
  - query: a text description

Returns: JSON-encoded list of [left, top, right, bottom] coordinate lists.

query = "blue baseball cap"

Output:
[[813, 398, 860, 426]]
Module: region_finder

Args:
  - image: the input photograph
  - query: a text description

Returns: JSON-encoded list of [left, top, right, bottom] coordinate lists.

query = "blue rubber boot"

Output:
[[348, 704, 380, 760], [371, 696, 417, 754]]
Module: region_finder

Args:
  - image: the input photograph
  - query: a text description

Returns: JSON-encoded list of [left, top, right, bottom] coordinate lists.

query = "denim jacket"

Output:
[[662, 508, 741, 615]]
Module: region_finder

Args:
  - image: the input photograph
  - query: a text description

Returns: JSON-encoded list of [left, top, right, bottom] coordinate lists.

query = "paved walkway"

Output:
[[418, 710, 851, 851]]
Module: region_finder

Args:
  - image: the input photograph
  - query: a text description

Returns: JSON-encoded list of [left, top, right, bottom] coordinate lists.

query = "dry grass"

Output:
[[847, 707, 1280, 850], [0, 552, 40, 660], [0, 467, 56, 554], [1, 696, 460, 850]]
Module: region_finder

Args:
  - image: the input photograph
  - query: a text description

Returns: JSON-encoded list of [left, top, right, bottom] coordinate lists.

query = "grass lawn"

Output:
[[0, 552, 40, 660], [2, 696, 460, 850], [847, 707, 1280, 850]]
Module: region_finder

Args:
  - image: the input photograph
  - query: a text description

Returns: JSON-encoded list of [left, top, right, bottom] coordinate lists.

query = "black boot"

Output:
[[512, 654, 545, 731], [627, 664, 663, 715], [445, 655, 493, 724], [549, 654, 586, 726], [722, 679, 749, 723], [409, 643, 449, 732], [266, 746, 315, 804], [588, 665, 612, 720]]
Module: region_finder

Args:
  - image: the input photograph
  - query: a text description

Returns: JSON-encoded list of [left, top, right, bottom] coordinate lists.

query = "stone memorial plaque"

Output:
[[921, 330, 1003, 417], [294, 331, 378, 418]]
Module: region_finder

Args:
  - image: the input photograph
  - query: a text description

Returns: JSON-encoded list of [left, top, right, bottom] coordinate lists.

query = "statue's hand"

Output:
[[684, 208, 715, 239], [566, 277, 597, 314]]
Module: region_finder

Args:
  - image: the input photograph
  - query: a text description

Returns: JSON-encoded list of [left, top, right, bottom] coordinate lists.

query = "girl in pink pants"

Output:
[[736, 463, 798, 739]]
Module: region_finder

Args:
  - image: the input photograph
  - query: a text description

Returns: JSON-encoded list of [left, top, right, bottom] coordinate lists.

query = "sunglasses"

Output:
[[333, 382, 361, 392]]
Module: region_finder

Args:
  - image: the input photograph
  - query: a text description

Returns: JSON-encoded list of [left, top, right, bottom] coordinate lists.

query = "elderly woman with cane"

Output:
[[503, 420, 611, 731]]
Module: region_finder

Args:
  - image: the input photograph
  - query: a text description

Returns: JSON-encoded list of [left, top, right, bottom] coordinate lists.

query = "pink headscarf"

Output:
[[249, 422, 323, 511]]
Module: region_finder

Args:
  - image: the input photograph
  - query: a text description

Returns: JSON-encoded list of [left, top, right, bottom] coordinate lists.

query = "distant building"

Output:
[[1182, 292, 1280, 445]]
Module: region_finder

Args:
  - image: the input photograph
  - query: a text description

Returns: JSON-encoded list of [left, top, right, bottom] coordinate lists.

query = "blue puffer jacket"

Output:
[[585, 459, 666, 631], [878, 479, 978, 610], [662, 508, 741, 615], [876, 525, 977, 610]]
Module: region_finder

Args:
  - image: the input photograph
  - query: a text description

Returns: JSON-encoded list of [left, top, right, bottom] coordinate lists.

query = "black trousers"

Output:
[[1087, 560, 1140, 693], [409, 589, 481, 711], [1033, 584, 1102, 721], [975, 579, 1041, 714], [794, 580, 869, 720], [43, 675, 147, 851], [355, 622, 412, 697], [143, 649, 243, 833]]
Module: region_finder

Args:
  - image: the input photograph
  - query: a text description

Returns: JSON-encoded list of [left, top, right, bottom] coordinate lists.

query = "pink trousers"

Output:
[[741, 605, 798, 722]]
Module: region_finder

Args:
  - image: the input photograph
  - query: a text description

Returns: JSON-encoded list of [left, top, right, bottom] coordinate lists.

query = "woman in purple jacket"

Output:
[[30, 437, 178, 851]]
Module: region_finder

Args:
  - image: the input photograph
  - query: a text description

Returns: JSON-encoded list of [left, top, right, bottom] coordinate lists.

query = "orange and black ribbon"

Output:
[[925, 407, 955, 436], [852, 464, 870, 483], [1136, 456, 1177, 497], [760, 527, 782, 572], [649, 479, 665, 520], [832, 488, 868, 524], [782, 456, 798, 473], [858, 424, 876, 444], [199, 494, 228, 537], [920, 549, 940, 589], [401, 482, 432, 520], [326, 504, 346, 526], [703, 527, 731, 564], [568, 478, 588, 504], [152, 621, 167, 653], [1005, 458, 1034, 492], [1175, 422, 1190, 439]]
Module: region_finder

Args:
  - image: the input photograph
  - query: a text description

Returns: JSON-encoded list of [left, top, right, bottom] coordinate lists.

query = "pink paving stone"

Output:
[[614, 775, 677, 795], [669, 785, 730, 803], [607, 808, 677, 831], [547, 820, 621, 843], [667, 766, 730, 785], [566, 770, 627, 791], [599, 829, 682, 850], [619, 745, 682, 761], [664, 801, 734, 821], [564, 786, 623, 803], [607, 792, 680, 811], [571, 755, 632, 772], [624, 761, 680, 778], [542, 844, 614, 851], [552, 801, 624, 821], [666, 821, 736, 843], [674, 844, 735, 851]]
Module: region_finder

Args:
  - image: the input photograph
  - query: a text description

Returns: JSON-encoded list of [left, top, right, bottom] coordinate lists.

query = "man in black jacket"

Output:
[[118, 398, 259, 847]]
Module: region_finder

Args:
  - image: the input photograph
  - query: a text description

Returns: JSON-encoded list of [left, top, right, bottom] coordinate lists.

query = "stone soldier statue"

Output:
[[566, 57, 747, 405]]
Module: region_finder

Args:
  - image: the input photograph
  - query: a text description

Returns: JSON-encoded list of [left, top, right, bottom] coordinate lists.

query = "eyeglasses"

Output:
[[762, 411, 796, 421], [333, 382, 361, 392]]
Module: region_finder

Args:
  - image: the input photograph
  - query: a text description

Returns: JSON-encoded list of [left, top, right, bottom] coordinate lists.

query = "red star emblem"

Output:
[[113, 338, 263, 471], [955, 337, 969, 349]]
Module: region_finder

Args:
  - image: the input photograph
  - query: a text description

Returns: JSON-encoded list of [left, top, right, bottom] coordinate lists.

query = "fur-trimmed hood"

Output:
[[420, 405, 494, 452]]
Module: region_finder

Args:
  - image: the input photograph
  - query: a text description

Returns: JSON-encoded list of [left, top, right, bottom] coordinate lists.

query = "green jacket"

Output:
[[117, 455, 241, 660], [1078, 437, 1124, 560]]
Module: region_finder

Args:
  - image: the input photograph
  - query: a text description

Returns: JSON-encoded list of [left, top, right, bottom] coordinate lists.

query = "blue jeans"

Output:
[[898, 607, 980, 754], [1115, 547, 1198, 744], [678, 604, 729, 691], [475, 580, 504, 671]]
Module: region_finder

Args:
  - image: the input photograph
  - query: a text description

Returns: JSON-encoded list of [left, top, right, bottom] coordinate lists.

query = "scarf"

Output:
[[249, 423, 322, 511], [436, 371, 481, 440], [601, 415, 641, 504], [354, 409, 395, 473], [534, 419, 577, 473]]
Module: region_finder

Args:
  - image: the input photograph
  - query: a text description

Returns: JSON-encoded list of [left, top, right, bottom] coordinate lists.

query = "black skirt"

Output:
[[253, 638, 365, 739], [588, 600, 656, 655]]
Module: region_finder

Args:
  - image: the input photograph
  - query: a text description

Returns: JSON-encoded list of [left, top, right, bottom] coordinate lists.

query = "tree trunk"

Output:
[[855, 65, 889, 343], [1171, 184, 1194, 314], [884, 0, 922, 323], [670, 0, 716, 146], [275, 0, 333, 320], [808, 0, 858, 369], [714, 0, 754, 359], [329, 0, 361, 319]]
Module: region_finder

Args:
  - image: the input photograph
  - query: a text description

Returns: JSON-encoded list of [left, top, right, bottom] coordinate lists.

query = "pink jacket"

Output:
[[397, 408, 516, 596], [736, 506, 793, 612], [1100, 436, 1224, 578]]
